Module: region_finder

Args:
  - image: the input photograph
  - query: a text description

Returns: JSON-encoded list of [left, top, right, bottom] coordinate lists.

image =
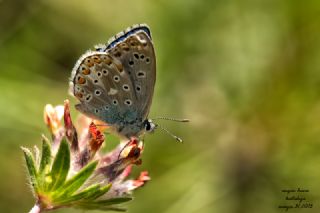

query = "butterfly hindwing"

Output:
[[71, 51, 136, 124]]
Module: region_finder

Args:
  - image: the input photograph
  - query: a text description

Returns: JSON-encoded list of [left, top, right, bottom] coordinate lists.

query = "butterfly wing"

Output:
[[70, 51, 136, 123], [70, 24, 156, 136], [106, 24, 156, 120]]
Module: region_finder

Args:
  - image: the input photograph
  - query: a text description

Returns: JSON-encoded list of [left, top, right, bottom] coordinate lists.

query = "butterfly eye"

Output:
[[144, 121, 156, 132], [136, 86, 141, 92], [145, 122, 151, 131]]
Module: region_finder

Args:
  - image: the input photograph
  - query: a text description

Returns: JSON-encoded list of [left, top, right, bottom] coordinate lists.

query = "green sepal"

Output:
[[39, 135, 52, 174], [54, 184, 100, 204], [78, 197, 132, 209], [22, 147, 38, 193], [76, 197, 132, 212], [38, 136, 52, 191], [49, 140, 70, 190], [97, 206, 127, 212], [54, 183, 112, 206], [53, 160, 98, 198], [92, 197, 132, 205], [85, 183, 112, 200], [77, 205, 127, 212]]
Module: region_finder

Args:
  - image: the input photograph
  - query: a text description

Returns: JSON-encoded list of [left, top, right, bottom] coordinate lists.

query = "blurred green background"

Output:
[[1, 0, 320, 212]]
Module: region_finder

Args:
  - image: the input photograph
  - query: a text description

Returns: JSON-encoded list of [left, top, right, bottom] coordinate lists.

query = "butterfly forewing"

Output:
[[108, 30, 156, 120]]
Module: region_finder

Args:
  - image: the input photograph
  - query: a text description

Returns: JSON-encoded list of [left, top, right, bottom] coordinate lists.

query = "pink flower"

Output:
[[23, 100, 150, 212]]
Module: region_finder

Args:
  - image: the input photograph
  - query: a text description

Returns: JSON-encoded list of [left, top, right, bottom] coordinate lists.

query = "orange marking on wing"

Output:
[[77, 76, 86, 84], [115, 63, 124, 72], [93, 56, 101, 63], [84, 58, 95, 67], [120, 43, 130, 51], [114, 51, 121, 57], [82, 68, 90, 75], [102, 55, 112, 65], [75, 93, 83, 99]]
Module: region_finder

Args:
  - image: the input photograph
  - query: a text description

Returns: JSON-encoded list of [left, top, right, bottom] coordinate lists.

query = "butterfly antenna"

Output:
[[155, 123, 183, 143], [152, 117, 190, 122]]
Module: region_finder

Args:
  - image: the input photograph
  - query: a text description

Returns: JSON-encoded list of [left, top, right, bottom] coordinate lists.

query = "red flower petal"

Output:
[[64, 100, 79, 152]]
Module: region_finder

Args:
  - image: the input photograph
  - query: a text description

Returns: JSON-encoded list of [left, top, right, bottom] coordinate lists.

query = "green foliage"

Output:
[[39, 136, 51, 175], [77, 197, 132, 211], [21, 138, 129, 211], [49, 140, 70, 191], [54, 160, 98, 197], [22, 147, 39, 194]]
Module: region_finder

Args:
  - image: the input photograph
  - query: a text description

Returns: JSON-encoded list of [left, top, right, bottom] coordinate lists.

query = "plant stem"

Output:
[[29, 203, 41, 213]]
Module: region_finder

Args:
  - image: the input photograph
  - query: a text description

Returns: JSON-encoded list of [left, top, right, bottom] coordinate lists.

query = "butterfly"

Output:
[[70, 24, 188, 141]]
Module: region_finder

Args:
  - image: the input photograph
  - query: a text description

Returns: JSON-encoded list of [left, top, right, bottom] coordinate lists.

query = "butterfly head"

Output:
[[143, 119, 157, 133]]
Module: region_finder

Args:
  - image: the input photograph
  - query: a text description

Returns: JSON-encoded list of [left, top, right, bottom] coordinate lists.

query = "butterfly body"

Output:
[[70, 24, 156, 139]]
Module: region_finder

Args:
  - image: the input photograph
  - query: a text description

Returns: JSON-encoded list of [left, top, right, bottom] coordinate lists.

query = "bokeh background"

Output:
[[1, 0, 320, 212]]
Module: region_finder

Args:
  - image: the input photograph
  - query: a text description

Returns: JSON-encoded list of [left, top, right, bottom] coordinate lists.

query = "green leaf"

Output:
[[85, 183, 112, 200], [78, 197, 132, 209], [93, 197, 132, 205], [54, 161, 98, 197], [77, 197, 132, 211], [78, 205, 127, 211], [54, 184, 100, 204], [49, 140, 70, 190], [39, 135, 52, 174], [21, 147, 38, 192], [97, 206, 127, 212], [38, 136, 52, 192]]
